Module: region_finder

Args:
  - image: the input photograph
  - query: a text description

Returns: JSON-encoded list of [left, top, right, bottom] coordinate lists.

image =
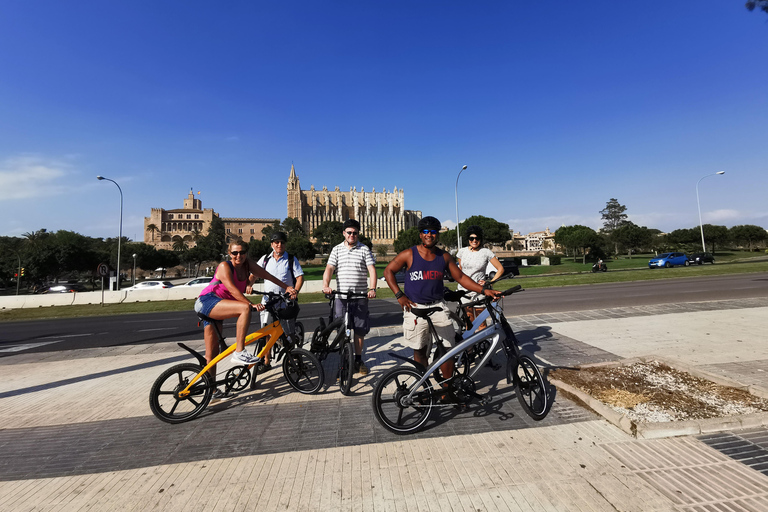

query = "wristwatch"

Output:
[[394, 291, 404, 299]]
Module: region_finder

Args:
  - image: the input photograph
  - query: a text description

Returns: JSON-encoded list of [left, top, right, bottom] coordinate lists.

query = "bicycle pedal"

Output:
[[479, 394, 492, 405]]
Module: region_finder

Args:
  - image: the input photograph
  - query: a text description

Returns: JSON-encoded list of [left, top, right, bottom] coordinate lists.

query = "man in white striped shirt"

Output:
[[322, 219, 377, 375]]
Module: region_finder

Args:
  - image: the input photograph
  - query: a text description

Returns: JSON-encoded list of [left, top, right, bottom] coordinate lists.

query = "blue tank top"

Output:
[[404, 246, 448, 304]]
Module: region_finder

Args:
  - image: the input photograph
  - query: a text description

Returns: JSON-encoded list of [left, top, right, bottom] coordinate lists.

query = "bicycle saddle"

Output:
[[410, 306, 442, 318], [196, 312, 215, 324]]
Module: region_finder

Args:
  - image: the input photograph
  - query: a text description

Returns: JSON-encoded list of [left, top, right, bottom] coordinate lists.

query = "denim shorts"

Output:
[[195, 292, 223, 327], [334, 298, 370, 337]]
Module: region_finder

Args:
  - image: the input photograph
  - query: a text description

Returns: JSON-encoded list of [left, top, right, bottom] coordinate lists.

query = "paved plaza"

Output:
[[2, 296, 768, 511]]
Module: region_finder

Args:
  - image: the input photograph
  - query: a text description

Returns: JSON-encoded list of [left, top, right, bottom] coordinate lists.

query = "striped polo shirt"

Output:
[[327, 241, 376, 294]]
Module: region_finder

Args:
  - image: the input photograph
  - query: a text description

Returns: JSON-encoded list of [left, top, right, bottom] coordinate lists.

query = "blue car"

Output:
[[648, 252, 690, 269]]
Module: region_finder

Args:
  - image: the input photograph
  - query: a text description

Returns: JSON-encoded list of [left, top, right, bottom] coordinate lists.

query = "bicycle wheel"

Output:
[[507, 354, 549, 420], [283, 348, 324, 394], [338, 340, 355, 395], [294, 321, 305, 347], [372, 366, 434, 435], [149, 363, 213, 424], [310, 326, 326, 355]]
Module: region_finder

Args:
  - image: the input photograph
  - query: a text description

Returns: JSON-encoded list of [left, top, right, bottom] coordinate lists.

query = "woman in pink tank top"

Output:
[[195, 240, 297, 394]]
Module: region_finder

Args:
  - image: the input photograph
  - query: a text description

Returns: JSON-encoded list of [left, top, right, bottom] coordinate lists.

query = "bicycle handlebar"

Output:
[[461, 284, 524, 310], [325, 290, 369, 299]]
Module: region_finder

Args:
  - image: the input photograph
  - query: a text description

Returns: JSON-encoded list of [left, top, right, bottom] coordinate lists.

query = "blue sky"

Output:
[[1, 1, 766, 241]]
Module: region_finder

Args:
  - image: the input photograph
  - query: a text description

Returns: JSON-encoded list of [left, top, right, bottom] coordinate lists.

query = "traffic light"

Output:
[[14, 273, 18, 277], [20, 267, 25, 276]]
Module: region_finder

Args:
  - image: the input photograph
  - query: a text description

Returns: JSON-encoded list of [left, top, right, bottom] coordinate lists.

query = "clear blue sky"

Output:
[[1, 1, 766, 241]]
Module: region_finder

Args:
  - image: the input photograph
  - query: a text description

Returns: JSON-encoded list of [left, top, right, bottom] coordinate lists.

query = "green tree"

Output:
[[172, 239, 188, 253], [286, 236, 316, 261], [459, 215, 511, 246], [312, 221, 344, 254], [666, 228, 698, 252], [248, 239, 272, 261], [393, 227, 421, 253], [746, 1, 768, 13], [282, 217, 305, 238], [441, 228, 457, 249], [600, 198, 629, 254], [555, 225, 601, 263], [701, 224, 729, 254], [612, 222, 654, 258], [729, 224, 768, 251]]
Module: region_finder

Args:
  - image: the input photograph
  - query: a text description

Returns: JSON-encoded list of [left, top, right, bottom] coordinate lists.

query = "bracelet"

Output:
[[394, 291, 404, 299], [368, 288, 376, 291]]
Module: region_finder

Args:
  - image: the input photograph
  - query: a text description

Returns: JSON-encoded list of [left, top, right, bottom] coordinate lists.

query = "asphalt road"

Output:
[[1, 272, 766, 356]]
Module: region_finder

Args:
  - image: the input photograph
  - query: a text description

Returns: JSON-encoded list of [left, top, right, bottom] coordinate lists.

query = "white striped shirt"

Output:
[[327, 242, 376, 294]]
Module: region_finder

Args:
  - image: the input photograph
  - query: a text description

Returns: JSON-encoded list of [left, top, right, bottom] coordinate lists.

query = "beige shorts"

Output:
[[402, 302, 457, 351]]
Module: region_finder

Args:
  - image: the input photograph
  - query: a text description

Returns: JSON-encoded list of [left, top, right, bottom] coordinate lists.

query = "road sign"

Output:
[[97, 263, 109, 277]]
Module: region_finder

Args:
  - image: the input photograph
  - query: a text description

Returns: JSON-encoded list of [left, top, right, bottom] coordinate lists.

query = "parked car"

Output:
[[126, 281, 174, 291], [689, 252, 715, 265], [41, 283, 87, 293], [379, 269, 407, 284], [648, 252, 690, 269], [184, 277, 213, 287], [486, 259, 520, 280]]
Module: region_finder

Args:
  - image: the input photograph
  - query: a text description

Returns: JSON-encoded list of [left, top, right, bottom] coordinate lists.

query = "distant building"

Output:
[[143, 190, 278, 250], [286, 164, 421, 244], [508, 227, 556, 254]]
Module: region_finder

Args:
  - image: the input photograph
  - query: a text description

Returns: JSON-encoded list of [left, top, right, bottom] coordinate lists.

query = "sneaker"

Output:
[[258, 363, 272, 374], [357, 361, 369, 376], [232, 350, 260, 365], [211, 389, 230, 402]]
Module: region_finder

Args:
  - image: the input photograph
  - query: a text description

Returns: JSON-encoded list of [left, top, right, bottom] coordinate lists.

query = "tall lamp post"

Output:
[[696, 171, 725, 253], [454, 165, 468, 250], [132, 253, 137, 287], [97, 176, 123, 290]]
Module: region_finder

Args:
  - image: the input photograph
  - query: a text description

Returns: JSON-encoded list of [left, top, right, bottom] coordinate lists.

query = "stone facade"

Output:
[[143, 190, 278, 250], [286, 165, 421, 244], [507, 227, 557, 254]]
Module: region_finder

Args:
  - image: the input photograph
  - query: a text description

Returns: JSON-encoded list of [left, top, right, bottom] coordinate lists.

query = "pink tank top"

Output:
[[199, 261, 247, 300]]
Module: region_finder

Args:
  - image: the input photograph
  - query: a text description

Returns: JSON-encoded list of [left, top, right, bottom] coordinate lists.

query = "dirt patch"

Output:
[[551, 360, 768, 423]]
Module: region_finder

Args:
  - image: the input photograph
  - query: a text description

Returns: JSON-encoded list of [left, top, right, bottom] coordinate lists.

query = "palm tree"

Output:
[[172, 239, 188, 252], [146, 224, 159, 242]]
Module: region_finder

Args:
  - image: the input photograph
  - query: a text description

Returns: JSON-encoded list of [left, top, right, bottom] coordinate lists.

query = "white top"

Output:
[[456, 247, 495, 292], [327, 242, 376, 294]]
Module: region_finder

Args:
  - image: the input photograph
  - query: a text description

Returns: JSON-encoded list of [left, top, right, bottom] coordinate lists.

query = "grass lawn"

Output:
[[1, 254, 765, 322]]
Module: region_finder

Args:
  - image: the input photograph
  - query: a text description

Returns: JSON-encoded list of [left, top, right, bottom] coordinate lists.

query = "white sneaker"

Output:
[[231, 351, 260, 365]]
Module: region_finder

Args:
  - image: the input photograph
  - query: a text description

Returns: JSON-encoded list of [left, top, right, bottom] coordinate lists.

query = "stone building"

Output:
[[286, 165, 421, 244], [507, 227, 557, 254], [143, 190, 278, 250]]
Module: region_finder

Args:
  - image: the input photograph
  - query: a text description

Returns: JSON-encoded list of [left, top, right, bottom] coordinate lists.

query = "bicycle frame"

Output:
[[404, 300, 508, 401], [177, 318, 285, 398]]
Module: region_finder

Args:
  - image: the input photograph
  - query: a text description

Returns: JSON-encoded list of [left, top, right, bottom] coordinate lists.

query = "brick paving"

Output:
[[1, 297, 768, 510]]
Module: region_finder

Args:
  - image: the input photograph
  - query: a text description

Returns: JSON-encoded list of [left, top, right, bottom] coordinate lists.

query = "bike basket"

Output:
[[276, 300, 300, 320]]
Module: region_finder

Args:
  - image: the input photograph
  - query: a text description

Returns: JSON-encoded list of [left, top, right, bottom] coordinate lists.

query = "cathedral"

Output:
[[286, 165, 421, 244]]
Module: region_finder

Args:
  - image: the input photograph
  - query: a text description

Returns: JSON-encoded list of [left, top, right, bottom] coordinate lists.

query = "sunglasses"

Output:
[[230, 250, 247, 256], [344, 231, 358, 236], [272, 240, 285, 244], [468, 236, 480, 241], [421, 229, 438, 235]]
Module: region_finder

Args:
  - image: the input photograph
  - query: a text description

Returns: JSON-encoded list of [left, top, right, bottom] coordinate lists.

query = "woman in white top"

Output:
[[456, 225, 504, 327]]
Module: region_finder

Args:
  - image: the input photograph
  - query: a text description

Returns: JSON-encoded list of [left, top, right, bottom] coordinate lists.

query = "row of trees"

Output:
[[553, 198, 768, 262], [0, 216, 380, 289]]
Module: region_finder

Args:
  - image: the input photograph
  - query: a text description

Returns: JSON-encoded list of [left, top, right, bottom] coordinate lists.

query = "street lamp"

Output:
[[454, 165, 468, 250], [132, 253, 137, 286], [97, 176, 123, 290], [696, 171, 725, 252]]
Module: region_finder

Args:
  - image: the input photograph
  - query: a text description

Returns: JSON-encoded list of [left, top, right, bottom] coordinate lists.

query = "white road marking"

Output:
[[0, 341, 60, 353], [137, 327, 178, 332], [38, 333, 93, 339]]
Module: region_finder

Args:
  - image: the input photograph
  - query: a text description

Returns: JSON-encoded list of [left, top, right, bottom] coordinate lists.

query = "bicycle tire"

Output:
[[338, 340, 355, 395], [282, 348, 324, 394], [149, 363, 213, 424], [310, 326, 326, 355], [294, 321, 305, 347], [372, 366, 434, 435], [507, 354, 549, 420]]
